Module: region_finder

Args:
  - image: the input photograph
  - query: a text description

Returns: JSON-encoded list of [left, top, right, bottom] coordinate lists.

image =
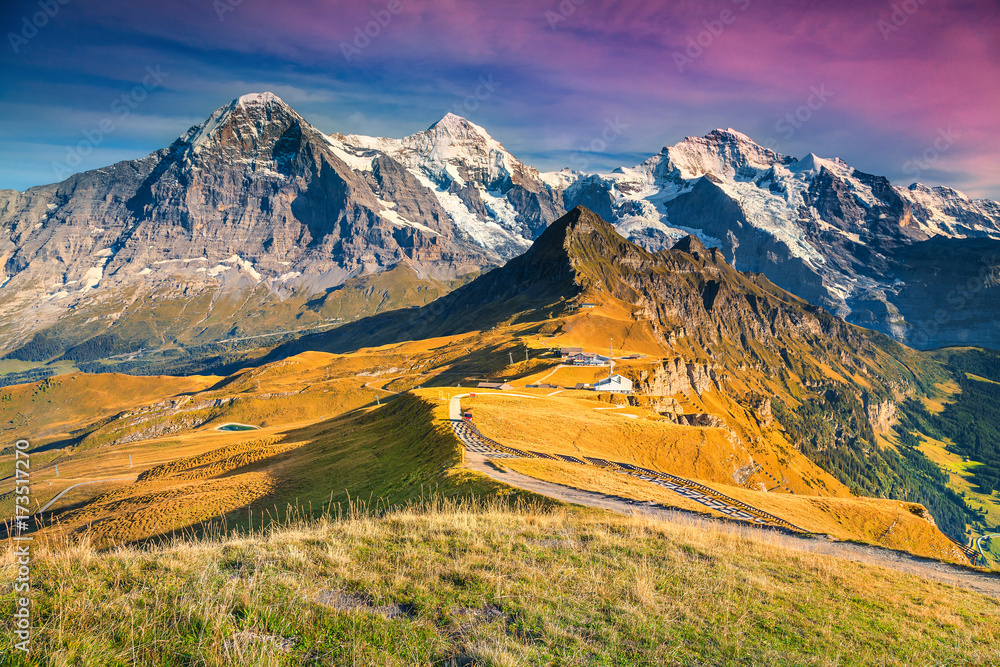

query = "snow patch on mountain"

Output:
[[323, 135, 375, 172], [539, 169, 581, 189], [201, 264, 233, 277], [714, 177, 827, 268], [81, 247, 117, 291], [222, 255, 261, 281], [406, 169, 530, 252], [153, 258, 209, 265], [377, 199, 440, 236], [237, 92, 283, 106]]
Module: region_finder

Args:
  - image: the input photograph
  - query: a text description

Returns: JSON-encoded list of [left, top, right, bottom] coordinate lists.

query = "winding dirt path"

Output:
[[449, 394, 1000, 599]]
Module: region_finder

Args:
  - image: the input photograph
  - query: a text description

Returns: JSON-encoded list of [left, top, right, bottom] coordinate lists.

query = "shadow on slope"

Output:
[[57, 392, 544, 548]]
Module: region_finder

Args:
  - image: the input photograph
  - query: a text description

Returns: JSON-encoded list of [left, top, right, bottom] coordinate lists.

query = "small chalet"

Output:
[[568, 353, 612, 366]]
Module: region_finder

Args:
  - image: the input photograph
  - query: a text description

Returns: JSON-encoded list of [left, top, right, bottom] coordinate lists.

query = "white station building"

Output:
[[593, 374, 633, 394]]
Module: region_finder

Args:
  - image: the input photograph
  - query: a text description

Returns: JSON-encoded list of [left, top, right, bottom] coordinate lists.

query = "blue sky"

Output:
[[1, 0, 998, 198]]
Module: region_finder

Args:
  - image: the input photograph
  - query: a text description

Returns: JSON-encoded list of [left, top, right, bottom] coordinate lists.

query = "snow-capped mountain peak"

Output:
[[343, 112, 543, 197], [236, 91, 285, 107], [664, 128, 789, 180], [787, 152, 851, 179], [330, 112, 565, 258], [426, 112, 491, 138], [409, 114, 518, 183], [178, 91, 305, 154]]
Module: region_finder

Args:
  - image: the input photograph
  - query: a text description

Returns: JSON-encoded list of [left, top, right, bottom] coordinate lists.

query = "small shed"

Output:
[[477, 381, 513, 390]]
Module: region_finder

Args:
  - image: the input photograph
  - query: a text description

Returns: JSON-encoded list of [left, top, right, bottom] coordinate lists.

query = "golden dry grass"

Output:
[[463, 394, 970, 562], [466, 392, 844, 497], [466, 394, 750, 483], [1, 499, 997, 665], [501, 451, 969, 562], [13, 369, 528, 546], [538, 299, 668, 358], [0, 314, 978, 572], [2, 352, 389, 543], [0, 372, 217, 442]]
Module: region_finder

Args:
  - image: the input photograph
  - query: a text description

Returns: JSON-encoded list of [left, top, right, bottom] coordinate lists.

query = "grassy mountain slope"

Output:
[[2, 502, 997, 666]]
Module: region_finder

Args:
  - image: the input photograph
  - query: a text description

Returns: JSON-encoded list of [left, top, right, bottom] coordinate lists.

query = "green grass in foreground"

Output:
[[2, 499, 999, 666]]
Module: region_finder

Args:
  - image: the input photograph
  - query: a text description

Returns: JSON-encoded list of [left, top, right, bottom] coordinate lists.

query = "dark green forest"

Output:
[[918, 350, 1000, 495], [775, 349, 1000, 542], [775, 387, 976, 542]]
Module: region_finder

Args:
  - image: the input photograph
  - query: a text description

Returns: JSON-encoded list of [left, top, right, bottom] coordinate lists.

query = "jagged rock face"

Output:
[[668, 413, 726, 428], [745, 393, 773, 426], [865, 398, 898, 432], [638, 357, 718, 396], [115, 94, 464, 280], [889, 236, 1000, 348], [561, 129, 1000, 349]]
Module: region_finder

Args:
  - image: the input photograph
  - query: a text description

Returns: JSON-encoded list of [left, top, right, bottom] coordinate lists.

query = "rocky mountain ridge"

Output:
[[2, 93, 999, 359], [563, 129, 1000, 347], [0, 93, 564, 359]]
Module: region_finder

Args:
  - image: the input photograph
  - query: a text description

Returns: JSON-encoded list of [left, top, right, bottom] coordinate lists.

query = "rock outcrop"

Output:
[[638, 357, 719, 396], [865, 398, 898, 432]]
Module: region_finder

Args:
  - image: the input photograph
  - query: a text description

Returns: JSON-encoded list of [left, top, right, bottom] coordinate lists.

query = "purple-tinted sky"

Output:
[[1, 0, 998, 197]]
